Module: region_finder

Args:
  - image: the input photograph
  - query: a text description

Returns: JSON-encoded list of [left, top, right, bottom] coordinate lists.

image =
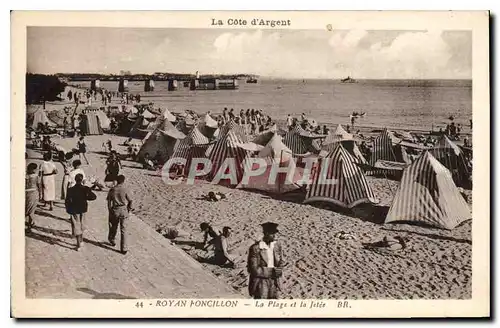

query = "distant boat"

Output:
[[341, 76, 357, 83], [246, 77, 258, 83], [350, 111, 366, 118]]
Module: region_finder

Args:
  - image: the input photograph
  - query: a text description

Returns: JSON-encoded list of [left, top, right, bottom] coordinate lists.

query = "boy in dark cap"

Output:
[[247, 222, 284, 299]]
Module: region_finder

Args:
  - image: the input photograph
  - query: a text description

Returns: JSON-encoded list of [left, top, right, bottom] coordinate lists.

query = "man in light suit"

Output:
[[247, 222, 284, 299]]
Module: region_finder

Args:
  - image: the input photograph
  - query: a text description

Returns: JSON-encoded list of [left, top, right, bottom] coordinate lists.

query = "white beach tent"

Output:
[[304, 144, 379, 208], [96, 110, 111, 130], [237, 133, 302, 194], [142, 108, 157, 120], [385, 151, 471, 230], [203, 113, 218, 129], [322, 124, 367, 164], [161, 108, 177, 122], [29, 106, 56, 130]]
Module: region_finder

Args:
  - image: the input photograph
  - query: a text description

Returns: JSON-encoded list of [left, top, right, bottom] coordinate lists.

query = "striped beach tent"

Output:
[[385, 151, 471, 230], [137, 119, 186, 162], [322, 124, 367, 164], [207, 120, 250, 186], [171, 126, 211, 173], [370, 129, 397, 164], [283, 125, 313, 156], [429, 135, 470, 185], [80, 112, 103, 135], [237, 133, 301, 194], [368, 129, 403, 176], [304, 144, 378, 208]]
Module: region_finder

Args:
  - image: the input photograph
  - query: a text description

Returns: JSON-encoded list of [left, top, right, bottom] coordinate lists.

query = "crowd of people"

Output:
[[67, 87, 142, 107]]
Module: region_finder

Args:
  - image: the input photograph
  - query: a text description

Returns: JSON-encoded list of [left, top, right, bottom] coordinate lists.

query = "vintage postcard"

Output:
[[11, 11, 490, 318]]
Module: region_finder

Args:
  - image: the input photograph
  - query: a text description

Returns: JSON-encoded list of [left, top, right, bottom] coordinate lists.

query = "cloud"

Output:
[[325, 30, 470, 79], [27, 27, 471, 79]]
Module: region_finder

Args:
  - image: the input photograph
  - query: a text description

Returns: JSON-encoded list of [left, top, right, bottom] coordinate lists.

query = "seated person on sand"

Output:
[[123, 137, 133, 146], [171, 163, 185, 178], [362, 236, 408, 252], [153, 150, 164, 167], [200, 222, 222, 250], [142, 153, 156, 170], [207, 227, 235, 268], [201, 191, 227, 202]]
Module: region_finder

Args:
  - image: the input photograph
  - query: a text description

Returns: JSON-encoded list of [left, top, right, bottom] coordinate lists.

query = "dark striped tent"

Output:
[[429, 135, 470, 187], [207, 120, 250, 186], [137, 119, 186, 162], [171, 126, 211, 173], [283, 124, 317, 156], [304, 144, 378, 208], [80, 112, 103, 135], [385, 151, 471, 230], [369, 129, 402, 176]]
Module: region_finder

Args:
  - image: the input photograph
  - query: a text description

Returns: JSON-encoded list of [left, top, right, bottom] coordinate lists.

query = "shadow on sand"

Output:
[[26, 230, 75, 250], [76, 287, 136, 299], [381, 226, 472, 245], [35, 209, 70, 223]]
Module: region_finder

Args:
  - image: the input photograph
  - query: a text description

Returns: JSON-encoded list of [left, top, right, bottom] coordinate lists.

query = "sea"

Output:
[[78, 79, 472, 134]]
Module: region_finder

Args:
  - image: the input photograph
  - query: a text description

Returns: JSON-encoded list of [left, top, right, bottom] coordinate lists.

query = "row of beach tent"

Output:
[[27, 105, 471, 230], [133, 113, 470, 230]]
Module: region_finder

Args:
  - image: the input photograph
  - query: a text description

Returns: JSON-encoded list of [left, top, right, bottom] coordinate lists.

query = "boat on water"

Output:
[[350, 111, 366, 118], [246, 77, 258, 83], [341, 76, 358, 83]]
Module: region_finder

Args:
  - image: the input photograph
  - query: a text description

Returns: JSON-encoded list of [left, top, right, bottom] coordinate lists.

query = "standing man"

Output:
[[247, 222, 284, 299], [107, 175, 133, 255], [65, 174, 96, 251]]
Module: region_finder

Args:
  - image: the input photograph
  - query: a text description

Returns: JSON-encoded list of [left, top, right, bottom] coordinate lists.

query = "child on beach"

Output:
[[77, 137, 90, 165]]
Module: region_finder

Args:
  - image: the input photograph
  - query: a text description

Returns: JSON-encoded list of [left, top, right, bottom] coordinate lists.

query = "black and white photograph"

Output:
[[11, 11, 490, 318]]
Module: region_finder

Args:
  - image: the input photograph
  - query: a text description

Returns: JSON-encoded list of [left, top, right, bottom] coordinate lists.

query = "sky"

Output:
[[27, 27, 472, 79]]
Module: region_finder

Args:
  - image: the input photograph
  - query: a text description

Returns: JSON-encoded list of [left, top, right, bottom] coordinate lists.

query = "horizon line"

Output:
[[26, 72, 472, 81]]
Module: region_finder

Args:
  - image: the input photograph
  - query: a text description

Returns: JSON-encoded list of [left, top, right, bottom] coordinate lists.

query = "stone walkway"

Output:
[[25, 145, 242, 299]]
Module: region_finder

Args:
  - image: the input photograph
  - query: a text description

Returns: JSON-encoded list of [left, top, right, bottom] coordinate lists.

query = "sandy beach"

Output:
[[26, 131, 472, 299]]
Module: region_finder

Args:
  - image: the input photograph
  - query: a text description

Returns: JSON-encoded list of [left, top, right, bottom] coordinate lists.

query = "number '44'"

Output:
[[136, 302, 143, 308]]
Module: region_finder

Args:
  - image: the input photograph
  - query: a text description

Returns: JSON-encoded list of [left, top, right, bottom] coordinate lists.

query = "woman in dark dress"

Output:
[[77, 136, 90, 165]]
